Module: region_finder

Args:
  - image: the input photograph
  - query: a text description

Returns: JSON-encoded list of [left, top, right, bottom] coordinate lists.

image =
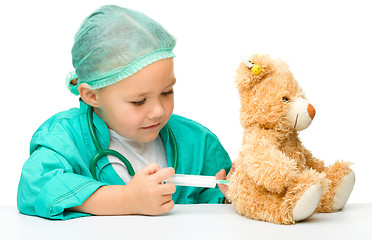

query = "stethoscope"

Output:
[[87, 105, 178, 181]]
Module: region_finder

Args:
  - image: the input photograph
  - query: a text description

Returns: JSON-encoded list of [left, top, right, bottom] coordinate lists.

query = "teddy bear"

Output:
[[227, 54, 355, 225]]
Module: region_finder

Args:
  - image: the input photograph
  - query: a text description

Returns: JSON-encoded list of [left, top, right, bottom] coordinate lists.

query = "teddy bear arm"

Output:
[[241, 146, 299, 194], [303, 148, 326, 173]]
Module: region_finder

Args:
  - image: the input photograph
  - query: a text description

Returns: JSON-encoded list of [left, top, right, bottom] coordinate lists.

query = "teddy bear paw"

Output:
[[293, 183, 322, 222], [332, 171, 355, 210]]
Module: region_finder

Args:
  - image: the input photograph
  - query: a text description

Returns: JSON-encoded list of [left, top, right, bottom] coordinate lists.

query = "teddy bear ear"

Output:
[[235, 54, 271, 90]]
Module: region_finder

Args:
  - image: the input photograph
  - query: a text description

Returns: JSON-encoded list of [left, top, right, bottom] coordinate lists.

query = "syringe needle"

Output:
[[216, 179, 229, 185]]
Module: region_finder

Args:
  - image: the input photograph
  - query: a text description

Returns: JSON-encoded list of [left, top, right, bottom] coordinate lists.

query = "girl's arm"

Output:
[[68, 163, 176, 216]]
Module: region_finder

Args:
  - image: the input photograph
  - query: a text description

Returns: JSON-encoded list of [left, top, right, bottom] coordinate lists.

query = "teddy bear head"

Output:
[[235, 54, 316, 131]]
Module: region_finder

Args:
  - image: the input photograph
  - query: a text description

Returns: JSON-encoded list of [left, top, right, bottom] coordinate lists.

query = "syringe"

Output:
[[164, 174, 229, 188]]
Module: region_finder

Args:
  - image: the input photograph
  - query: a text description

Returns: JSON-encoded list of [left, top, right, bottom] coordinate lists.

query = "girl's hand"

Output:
[[124, 163, 176, 215], [216, 162, 236, 203]]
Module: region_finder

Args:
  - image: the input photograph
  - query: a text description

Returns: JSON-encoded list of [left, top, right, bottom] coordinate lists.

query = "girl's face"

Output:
[[94, 58, 176, 143]]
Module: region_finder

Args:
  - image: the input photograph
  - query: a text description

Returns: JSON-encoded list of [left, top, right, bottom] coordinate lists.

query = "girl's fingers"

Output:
[[226, 162, 236, 180], [153, 167, 175, 183], [160, 199, 175, 212], [215, 169, 227, 180], [140, 162, 161, 176], [161, 194, 173, 203], [159, 183, 177, 195]]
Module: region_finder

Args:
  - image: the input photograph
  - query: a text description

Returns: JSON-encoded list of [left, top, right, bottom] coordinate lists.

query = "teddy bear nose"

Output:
[[307, 104, 316, 120]]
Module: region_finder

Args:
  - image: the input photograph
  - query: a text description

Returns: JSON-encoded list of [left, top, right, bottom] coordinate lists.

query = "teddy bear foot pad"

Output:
[[293, 183, 322, 222], [333, 171, 355, 210]]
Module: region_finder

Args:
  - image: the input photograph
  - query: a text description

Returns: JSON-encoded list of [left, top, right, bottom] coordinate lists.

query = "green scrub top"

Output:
[[17, 100, 232, 220]]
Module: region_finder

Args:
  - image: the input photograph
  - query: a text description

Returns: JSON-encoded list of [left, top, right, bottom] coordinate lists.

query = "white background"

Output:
[[1, 0, 371, 206]]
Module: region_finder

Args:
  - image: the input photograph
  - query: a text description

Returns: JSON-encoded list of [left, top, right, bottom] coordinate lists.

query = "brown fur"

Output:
[[228, 54, 353, 224]]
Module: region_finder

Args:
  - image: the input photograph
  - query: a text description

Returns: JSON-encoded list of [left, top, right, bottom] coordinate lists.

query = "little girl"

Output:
[[17, 5, 232, 220]]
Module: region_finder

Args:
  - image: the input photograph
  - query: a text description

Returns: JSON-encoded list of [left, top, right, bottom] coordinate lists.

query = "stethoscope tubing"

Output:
[[87, 105, 178, 181], [88, 105, 135, 179]]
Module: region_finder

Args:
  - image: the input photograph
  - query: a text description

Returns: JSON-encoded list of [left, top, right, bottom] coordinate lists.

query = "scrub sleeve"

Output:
[[17, 127, 106, 220]]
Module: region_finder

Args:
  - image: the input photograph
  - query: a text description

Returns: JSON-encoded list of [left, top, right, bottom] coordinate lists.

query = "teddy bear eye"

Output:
[[282, 97, 290, 103]]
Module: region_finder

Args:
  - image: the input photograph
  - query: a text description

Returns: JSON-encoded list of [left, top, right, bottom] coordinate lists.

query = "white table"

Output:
[[1, 204, 371, 240]]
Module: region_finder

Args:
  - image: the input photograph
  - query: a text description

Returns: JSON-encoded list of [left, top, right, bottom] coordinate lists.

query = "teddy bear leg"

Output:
[[282, 168, 326, 223], [228, 172, 296, 224], [292, 183, 322, 222], [229, 184, 296, 225], [316, 161, 354, 213], [228, 168, 325, 224], [333, 171, 355, 209]]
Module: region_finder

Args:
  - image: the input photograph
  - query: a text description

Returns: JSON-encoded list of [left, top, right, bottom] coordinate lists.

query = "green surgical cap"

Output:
[[66, 5, 176, 95]]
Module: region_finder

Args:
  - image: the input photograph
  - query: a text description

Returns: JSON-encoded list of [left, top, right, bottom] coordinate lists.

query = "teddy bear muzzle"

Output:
[[286, 97, 316, 131]]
